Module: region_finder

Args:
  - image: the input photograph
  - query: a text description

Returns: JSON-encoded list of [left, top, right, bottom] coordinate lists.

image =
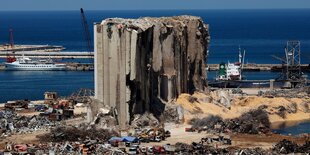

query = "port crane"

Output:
[[9, 28, 14, 48], [272, 41, 306, 88], [6, 28, 16, 62], [80, 8, 93, 62]]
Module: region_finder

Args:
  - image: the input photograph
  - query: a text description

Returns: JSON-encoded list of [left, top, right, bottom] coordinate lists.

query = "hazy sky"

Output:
[[0, 0, 309, 11]]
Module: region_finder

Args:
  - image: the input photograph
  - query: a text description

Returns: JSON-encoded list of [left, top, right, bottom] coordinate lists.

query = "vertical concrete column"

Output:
[[94, 24, 104, 102], [130, 30, 137, 81], [270, 79, 275, 90], [102, 25, 110, 107]]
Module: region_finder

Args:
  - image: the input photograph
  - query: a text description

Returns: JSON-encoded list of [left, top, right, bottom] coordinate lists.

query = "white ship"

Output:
[[4, 55, 67, 71], [216, 47, 246, 81]]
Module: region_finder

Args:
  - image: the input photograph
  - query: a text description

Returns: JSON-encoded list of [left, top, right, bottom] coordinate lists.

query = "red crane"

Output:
[[6, 28, 16, 63]]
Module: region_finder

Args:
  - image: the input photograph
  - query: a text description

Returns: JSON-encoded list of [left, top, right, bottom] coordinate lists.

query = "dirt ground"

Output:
[[0, 117, 308, 151], [0, 115, 87, 150], [140, 124, 309, 149], [0, 130, 48, 150]]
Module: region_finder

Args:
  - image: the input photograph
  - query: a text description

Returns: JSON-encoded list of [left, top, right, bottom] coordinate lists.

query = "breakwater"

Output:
[[0, 63, 93, 71], [0, 51, 93, 59], [208, 64, 310, 72]]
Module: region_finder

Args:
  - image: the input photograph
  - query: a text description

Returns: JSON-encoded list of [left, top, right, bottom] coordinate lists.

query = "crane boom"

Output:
[[80, 8, 93, 59]]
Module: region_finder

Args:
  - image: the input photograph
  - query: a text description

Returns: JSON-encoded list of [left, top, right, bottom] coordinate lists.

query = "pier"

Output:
[[208, 63, 310, 72], [0, 63, 94, 71], [0, 51, 93, 59], [0, 45, 65, 52]]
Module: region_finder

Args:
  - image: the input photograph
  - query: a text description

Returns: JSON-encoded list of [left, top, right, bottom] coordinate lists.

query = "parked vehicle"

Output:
[[152, 145, 165, 154], [128, 147, 138, 155]]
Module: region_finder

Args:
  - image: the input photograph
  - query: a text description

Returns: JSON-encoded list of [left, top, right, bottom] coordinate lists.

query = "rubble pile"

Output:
[[131, 112, 159, 128], [2, 141, 125, 154], [0, 110, 53, 136], [233, 147, 270, 154], [210, 90, 232, 108], [263, 87, 310, 98], [174, 142, 271, 154], [272, 101, 309, 119], [161, 104, 184, 123], [190, 115, 222, 129], [226, 109, 271, 134], [90, 108, 117, 129], [174, 142, 192, 153], [273, 139, 310, 154], [39, 126, 118, 142], [189, 109, 271, 134]]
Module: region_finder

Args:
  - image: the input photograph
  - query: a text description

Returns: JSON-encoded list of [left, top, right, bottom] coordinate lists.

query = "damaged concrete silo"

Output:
[[94, 16, 210, 128]]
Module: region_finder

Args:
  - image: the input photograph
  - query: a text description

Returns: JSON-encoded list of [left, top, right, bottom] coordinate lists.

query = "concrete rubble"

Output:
[[273, 139, 310, 154], [39, 126, 118, 142], [131, 112, 159, 128], [0, 110, 55, 137], [263, 87, 310, 98], [189, 109, 271, 134], [94, 15, 210, 128]]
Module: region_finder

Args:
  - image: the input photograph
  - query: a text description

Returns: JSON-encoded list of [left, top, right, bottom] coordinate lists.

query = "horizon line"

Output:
[[0, 8, 310, 12]]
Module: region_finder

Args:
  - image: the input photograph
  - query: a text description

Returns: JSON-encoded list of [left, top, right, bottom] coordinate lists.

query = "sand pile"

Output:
[[174, 91, 310, 124]]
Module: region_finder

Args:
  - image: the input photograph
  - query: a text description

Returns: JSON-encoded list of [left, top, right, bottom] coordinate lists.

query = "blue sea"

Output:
[[0, 9, 310, 98], [0, 9, 309, 134], [1, 9, 310, 64]]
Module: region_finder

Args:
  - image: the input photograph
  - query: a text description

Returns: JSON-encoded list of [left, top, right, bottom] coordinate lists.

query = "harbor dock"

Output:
[[0, 45, 65, 52], [208, 63, 310, 72], [0, 63, 93, 71], [0, 51, 93, 59]]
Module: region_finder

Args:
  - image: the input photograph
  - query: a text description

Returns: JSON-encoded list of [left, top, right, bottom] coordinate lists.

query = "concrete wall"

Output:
[[94, 16, 210, 128]]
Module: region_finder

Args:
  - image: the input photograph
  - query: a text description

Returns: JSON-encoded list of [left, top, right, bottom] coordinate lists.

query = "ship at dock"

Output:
[[208, 47, 268, 88], [215, 47, 246, 81], [4, 55, 67, 71]]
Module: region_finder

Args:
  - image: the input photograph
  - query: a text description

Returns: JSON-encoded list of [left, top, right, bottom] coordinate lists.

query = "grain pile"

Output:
[[174, 91, 310, 125]]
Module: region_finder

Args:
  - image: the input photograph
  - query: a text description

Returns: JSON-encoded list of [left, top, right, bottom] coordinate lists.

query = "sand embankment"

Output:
[[175, 92, 310, 126]]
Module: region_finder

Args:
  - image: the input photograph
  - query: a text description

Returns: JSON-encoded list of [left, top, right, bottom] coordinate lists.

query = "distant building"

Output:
[[44, 92, 58, 105]]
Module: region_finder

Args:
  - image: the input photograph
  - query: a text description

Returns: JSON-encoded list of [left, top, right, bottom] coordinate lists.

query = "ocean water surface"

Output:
[[0, 9, 309, 100], [0, 9, 309, 133]]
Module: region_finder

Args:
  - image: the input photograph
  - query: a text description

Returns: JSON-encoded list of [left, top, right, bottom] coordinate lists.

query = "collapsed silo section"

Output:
[[94, 16, 210, 128]]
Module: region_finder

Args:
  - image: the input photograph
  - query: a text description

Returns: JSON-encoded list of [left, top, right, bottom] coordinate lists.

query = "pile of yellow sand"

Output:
[[175, 92, 310, 124]]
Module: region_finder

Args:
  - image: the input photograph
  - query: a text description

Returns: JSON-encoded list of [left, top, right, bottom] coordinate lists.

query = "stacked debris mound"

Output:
[[226, 109, 271, 134], [233, 147, 270, 155], [94, 15, 210, 128], [174, 142, 269, 154], [90, 107, 118, 129], [0, 110, 53, 136], [271, 101, 308, 119], [161, 104, 184, 123], [131, 112, 159, 128], [189, 109, 271, 134], [263, 87, 310, 98], [39, 126, 118, 142], [190, 115, 223, 130], [273, 139, 310, 154], [3, 140, 125, 154]]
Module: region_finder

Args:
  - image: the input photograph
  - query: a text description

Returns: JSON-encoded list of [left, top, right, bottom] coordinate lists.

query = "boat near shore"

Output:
[[4, 55, 67, 71]]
